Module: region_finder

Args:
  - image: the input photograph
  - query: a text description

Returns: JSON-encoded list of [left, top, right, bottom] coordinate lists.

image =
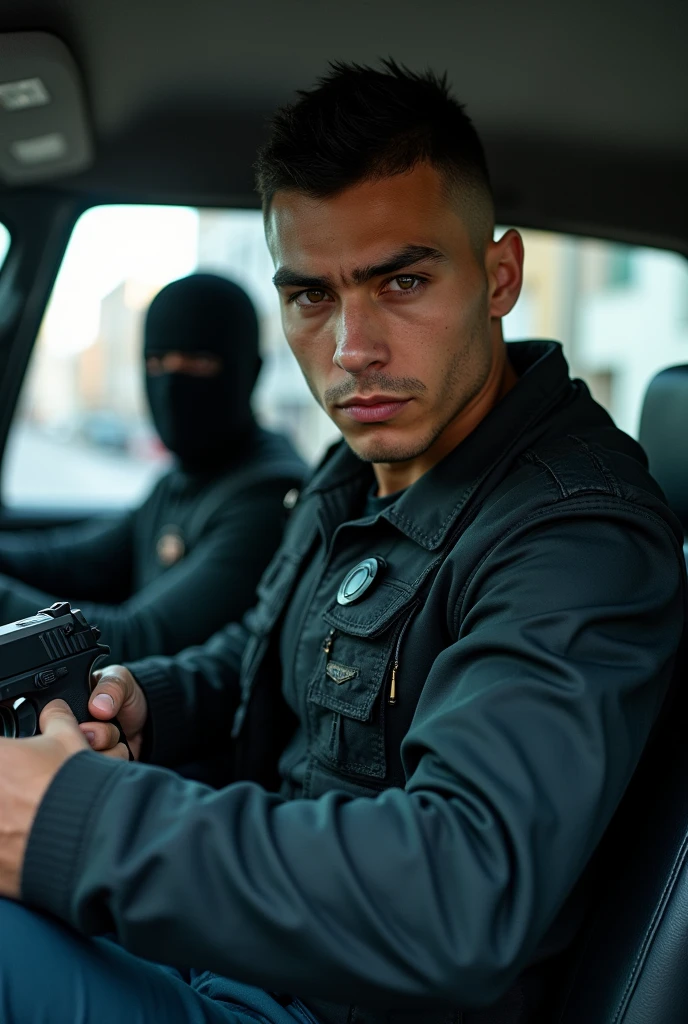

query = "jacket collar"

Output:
[[304, 341, 574, 551]]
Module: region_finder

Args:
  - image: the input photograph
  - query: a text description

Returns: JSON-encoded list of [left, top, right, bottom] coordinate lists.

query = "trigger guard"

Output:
[[88, 651, 110, 694]]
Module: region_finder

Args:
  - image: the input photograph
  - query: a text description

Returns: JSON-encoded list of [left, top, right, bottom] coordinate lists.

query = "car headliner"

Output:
[[0, 0, 687, 252]]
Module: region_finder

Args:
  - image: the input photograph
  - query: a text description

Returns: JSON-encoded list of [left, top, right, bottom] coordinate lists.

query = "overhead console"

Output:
[[0, 31, 93, 185]]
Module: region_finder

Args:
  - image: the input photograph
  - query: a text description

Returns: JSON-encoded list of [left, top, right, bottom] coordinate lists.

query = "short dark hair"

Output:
[[255, 59, 494, 249]]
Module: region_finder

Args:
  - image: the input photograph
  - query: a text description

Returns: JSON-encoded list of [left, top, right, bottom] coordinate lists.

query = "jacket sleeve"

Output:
[[0, 476, 292, 664], [0, 515, 135, 606], [20, 500, 686, 1008], [123, 614, 250, 768]]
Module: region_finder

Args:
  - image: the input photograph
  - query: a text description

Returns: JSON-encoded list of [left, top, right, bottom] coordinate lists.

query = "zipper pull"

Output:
[[387, 605, 418, 706], [322, 628, 335, 655], [389, 661, 399, 705]]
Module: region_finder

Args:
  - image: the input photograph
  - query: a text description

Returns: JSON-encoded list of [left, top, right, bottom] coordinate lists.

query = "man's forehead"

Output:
[[266, 172, 466, 276]]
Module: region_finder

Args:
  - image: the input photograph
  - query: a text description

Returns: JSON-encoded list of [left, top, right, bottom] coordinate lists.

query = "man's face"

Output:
[[267, 163, 519, 466]]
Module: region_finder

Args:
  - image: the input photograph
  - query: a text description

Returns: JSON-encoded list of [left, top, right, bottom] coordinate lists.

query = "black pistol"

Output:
[[0, 601, 110, 739]]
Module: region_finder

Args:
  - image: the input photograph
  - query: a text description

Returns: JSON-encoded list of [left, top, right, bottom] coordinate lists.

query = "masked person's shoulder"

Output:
[[189, 428, 307, 508], [249, 426, 308, 475]]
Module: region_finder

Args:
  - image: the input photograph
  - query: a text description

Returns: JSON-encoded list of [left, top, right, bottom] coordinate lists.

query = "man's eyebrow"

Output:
[[350, 245, 448, 285], [272, 268, 335, 290], [272, 245, 448, 291]]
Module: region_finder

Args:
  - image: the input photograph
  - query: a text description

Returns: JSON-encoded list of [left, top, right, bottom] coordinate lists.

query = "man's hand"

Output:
[[83, 666, 148, 761], [0, 699, 129, 899]]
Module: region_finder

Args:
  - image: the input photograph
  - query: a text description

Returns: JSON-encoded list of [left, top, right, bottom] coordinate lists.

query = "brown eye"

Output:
[[387, 275, 424, 294], [291, 287, 333, 308]]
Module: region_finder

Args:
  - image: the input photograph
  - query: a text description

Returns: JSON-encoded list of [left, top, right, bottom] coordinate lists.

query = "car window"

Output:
[[3, 205, 687, 510], [0, 222, 10, 268], [501, 230, 688, 436]]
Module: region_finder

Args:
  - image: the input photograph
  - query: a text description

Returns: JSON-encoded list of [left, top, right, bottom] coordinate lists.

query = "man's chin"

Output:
[[343, 430, 432, 466]]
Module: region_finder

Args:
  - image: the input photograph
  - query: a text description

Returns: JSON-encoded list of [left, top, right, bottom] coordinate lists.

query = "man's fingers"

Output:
[[101, 743, 131, 761], [79, 720, 121, 751], [88, 668, 146, 761], [89, 667, 133, 720], [39, 700, 88, 752], [39, 698, 78, 729]]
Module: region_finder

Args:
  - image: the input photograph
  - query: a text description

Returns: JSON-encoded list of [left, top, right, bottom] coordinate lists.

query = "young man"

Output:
[[0, 62, 684, 1024], [0, 273, 305, 661]]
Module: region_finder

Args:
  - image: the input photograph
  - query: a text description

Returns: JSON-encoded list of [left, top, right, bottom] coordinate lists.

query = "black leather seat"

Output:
[[639, 364, 688, 561], [549, 365, 688, 1023]]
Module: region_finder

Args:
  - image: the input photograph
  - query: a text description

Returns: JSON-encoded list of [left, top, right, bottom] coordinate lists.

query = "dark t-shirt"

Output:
[[363, 484, 403, 517]]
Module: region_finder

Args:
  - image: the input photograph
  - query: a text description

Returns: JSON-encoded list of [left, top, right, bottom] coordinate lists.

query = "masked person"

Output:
[[0, 273, 305, 663], [0, 62, 685, 1024]]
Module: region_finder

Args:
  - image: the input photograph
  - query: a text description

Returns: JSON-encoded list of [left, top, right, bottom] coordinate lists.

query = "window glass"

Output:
[[499, 230, 688, 437], [0, 222, 10, 268], [3, 206, 687, 509], [3, 206, 197, 508]]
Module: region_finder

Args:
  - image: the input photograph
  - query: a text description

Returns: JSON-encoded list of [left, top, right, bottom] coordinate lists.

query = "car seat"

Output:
[[548, 364, 688, 1023], [639, 363, 688, 564]]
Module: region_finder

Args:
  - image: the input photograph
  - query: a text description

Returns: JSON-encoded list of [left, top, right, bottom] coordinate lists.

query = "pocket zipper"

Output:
[[322, 628, 336, 657], [388, 607, 416, 705]]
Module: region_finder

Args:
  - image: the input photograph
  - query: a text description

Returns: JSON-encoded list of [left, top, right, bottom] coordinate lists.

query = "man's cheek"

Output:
[[293, 335, 327, 374], [288, 341, 315, 382]]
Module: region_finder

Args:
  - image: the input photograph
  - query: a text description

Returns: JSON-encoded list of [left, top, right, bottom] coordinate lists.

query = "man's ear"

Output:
[[485, 229, 524, 319]]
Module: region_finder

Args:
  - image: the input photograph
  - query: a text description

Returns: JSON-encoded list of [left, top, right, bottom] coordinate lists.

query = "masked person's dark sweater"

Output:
[[0, 274, 306, 662]]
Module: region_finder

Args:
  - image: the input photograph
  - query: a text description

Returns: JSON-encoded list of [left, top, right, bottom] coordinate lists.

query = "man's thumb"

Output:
[[39, 699, 87, 749], [89, 670, 128, 720]]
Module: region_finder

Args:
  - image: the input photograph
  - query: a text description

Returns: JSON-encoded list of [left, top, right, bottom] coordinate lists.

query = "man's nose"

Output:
[[333, 303, 388, 375]]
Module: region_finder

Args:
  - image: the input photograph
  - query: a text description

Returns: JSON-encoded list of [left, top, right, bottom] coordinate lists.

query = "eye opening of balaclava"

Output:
[[144, 273, 262, 472]]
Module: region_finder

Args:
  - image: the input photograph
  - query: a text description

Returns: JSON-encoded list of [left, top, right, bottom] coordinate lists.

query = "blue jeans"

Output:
[[0, 900, 320, 1024]]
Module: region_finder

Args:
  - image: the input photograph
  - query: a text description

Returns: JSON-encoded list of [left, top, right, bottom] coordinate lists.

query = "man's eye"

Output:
[[387, 275, 423, 292], [293, 289, 329, 306]]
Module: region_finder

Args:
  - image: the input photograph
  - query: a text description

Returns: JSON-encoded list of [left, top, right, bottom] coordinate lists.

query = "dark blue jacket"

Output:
[[22, 342, 687, 1024]]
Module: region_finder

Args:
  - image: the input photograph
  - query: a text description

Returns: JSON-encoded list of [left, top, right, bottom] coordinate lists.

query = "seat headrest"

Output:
[[638, 365, 688, 531]]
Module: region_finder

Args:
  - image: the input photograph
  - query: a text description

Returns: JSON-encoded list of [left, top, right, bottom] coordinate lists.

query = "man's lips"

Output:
[[336, 396, 412, 423]]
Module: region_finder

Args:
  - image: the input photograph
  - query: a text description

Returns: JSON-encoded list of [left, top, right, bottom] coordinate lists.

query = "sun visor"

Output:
[[0, 32, 93, 185]]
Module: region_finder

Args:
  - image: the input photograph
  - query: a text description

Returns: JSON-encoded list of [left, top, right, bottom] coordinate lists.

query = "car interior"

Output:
[[0, 1, 686, 1020]]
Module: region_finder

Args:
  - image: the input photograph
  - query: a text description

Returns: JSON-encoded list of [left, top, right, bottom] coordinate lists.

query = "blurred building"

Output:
[[196, 210, 340, 464], [505, 231, 688, 437], [88, 279, 155, 421], [575, 245, 688, 436]]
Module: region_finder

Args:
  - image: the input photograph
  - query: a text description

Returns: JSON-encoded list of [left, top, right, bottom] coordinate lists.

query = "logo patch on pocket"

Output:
[[326, 662, 359, 685]]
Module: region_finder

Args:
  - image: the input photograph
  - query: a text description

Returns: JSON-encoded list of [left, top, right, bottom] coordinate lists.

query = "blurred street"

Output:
[[3, 426, 167, 509]]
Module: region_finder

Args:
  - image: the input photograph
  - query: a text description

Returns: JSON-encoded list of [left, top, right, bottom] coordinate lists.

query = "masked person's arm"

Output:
[[56, 476, 296, 664], [0, 515, 135, 624], [18, 504, 685, 1008]]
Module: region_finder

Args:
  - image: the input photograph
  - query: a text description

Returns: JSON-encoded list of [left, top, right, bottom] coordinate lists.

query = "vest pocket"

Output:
[[307, 632, 389, 778], [307, 588, 419, 779]]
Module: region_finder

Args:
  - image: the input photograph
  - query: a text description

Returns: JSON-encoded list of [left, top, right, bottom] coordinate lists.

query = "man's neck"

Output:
[[373, 338, 518, 497]]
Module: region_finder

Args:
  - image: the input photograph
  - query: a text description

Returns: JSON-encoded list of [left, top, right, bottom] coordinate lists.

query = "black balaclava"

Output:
[[144, 273, 261, 473]]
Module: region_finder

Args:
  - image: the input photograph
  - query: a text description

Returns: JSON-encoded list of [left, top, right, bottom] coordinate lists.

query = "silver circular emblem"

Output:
[[283, 488, 300, 510], [336, 556, 385, 606]]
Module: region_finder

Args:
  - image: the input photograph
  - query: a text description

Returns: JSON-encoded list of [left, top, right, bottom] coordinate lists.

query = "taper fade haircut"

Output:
[[255, 59, 495, 253]]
